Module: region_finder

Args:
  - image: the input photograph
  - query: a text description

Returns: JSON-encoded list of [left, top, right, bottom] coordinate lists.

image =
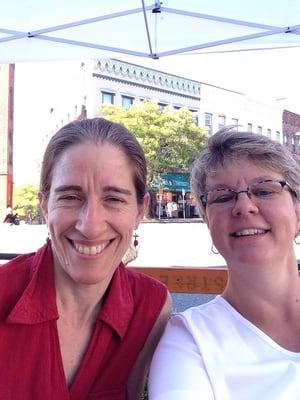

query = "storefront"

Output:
[[150, 173, 199, 219]]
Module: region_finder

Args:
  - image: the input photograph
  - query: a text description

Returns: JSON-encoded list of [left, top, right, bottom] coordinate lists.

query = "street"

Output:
[[2, 221, 300, 268], [0, 221, 226, 267]]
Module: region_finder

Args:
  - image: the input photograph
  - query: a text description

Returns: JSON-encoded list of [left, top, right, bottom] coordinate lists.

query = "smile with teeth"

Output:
[[232, 228, 269, 237], [73, 241, 109, 255]]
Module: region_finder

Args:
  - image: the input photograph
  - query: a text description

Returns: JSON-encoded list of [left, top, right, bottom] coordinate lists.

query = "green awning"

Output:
[[151, 173, 190, 191]]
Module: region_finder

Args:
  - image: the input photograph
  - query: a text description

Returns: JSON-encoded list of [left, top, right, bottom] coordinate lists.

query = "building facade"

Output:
[[86, 58, 201, 122], [282, 109, 300, 159], [199, 82, 282, 141]]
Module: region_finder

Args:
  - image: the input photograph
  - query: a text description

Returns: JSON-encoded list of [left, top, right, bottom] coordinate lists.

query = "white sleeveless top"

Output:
[[149, 296, 300, 400]]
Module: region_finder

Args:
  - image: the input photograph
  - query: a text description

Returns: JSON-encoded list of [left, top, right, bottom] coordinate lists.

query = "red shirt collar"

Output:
[[7, 243, 134, 339], [7, 244, 58, 324]]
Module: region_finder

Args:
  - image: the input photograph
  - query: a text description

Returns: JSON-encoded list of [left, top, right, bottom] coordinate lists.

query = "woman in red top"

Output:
[[0, 118, 171, 399]]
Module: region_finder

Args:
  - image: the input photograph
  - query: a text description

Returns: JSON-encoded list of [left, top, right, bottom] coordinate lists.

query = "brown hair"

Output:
[[40, 118, 147, 204]]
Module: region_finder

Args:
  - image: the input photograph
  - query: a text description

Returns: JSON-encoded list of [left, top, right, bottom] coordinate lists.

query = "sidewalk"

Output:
[[142, 217, 203, 223]]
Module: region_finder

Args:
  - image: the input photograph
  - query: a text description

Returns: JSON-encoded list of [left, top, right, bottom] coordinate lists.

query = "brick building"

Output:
[[282, 110, 300, 159]]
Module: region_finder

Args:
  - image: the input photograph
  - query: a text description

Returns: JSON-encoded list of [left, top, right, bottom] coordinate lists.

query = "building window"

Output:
[[276, 131, 281, 142], [192, 116, 199, 125], [102, 91, 114, 104], [257, 126, 262, 135], [231, 118, 239, 130], [205, 113, 213, 136], [292, 136, 296, 153], [247, 123, 252, 133], [189, 109, 199, 126], [218, 115, 226, 130], [267, 128, 271, 138], [122, 95, 134, 109], [173, 105, 181, 110], [158, 102, 167, 110]]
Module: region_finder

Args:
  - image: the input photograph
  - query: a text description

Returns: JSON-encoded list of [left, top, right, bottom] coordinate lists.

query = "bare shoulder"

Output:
[[127, 293, 172, 400]]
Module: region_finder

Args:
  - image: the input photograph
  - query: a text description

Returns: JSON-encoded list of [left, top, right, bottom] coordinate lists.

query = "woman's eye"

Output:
[[209, 191, 234, 204], [109, 197, 123, 202], [58, 195, 81, 201], [106, 197, 126, 204], [253, 189, 273, 197], [213, 194, 234, 203]]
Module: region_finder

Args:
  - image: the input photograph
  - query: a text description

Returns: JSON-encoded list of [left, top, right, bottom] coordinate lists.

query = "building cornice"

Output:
[[95, 59, 200, 98], [93, 73, 200, 101]]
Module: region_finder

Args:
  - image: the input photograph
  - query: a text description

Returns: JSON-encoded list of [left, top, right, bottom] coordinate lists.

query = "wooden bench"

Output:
[[1, 253, 227, 294], [3, 252, 300, 294], [129, 266, 227, 294]]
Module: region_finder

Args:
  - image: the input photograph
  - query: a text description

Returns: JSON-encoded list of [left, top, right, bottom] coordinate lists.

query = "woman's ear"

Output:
[[135, 193, 150, 229], [38, 191, 48, 223]]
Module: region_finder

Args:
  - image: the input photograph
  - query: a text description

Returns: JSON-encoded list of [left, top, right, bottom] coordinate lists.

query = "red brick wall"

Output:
[[283, 109, 300, 159]]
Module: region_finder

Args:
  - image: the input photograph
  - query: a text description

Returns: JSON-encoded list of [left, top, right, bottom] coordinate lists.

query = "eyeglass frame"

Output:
[[200, 179, 297, 208]]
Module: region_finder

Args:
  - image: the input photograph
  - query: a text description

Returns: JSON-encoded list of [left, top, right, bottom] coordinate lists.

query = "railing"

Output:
[[0, 253, 20, 260]]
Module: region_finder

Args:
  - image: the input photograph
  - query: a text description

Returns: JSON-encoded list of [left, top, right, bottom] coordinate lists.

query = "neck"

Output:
[[54, 266, 111, 325], [223, 256, 300, 321], [56, 284, 103, 325]]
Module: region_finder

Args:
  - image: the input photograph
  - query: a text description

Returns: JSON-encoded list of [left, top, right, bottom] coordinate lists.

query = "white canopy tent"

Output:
[[1, 0, 300, 63]]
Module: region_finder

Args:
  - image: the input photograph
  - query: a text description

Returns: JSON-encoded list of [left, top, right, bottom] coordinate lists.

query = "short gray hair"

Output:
[[191, 128, 300, 218]]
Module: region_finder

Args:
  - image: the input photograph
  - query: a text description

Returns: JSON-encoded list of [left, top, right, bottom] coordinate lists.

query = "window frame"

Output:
[[101, 91, 115, 104]]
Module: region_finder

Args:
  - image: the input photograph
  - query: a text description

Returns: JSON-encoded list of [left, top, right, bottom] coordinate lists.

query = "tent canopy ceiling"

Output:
[[1, 0, 300, 63]]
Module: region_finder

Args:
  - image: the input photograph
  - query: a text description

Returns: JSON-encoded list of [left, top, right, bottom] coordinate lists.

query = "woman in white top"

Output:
[[149, 128, 300, 400]]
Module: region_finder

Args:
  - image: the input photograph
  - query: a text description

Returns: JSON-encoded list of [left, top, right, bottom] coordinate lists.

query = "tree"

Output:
[[100, 101, 206, 184], [13, 184, 41, 223]]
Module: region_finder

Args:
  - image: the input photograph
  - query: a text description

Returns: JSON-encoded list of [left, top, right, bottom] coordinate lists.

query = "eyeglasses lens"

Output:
[[206, 180, 284, 206]]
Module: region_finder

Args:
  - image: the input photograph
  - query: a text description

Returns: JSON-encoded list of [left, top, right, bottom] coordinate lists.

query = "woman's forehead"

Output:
[[205, 158, 283, 184], [51, 142, 135, 184]]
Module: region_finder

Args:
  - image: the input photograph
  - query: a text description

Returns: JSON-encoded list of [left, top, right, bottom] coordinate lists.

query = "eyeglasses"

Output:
[[200, 179, 297, 207]]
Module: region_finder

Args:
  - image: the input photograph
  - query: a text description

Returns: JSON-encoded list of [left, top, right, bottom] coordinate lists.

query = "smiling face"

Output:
[[205, 158, 300, 269], [39, 141, 148, 287]]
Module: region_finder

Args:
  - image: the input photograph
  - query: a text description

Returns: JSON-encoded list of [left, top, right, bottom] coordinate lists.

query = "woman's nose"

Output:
[[231, 192, 259, 216], [76, 200, 107, 238]]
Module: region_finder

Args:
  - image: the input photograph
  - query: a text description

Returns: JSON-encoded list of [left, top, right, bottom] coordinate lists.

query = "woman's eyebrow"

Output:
[[103, 185, 133, 196], [206, 175, 279, 191], [54, 185, 82, 193], [54, 185, 133, 196]]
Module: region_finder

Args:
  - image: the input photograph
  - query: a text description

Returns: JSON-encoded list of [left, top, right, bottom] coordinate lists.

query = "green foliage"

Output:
[[100, 101, 206, 184], [13, 184, 40, 223]]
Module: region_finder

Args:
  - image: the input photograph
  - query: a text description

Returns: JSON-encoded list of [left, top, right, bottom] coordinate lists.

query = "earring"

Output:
[[46, 232, 51, 243], [133, 232, 139, 247], [211, 244, 219, 254], [294, 236, 300, 245]]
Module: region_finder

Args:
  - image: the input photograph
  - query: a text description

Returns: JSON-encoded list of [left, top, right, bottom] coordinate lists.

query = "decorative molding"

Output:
[[95, 59, 201, 97], [93, 73, 200, 101]]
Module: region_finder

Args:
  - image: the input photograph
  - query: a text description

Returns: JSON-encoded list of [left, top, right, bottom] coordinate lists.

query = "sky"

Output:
[[13, 47, 300, 186]]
